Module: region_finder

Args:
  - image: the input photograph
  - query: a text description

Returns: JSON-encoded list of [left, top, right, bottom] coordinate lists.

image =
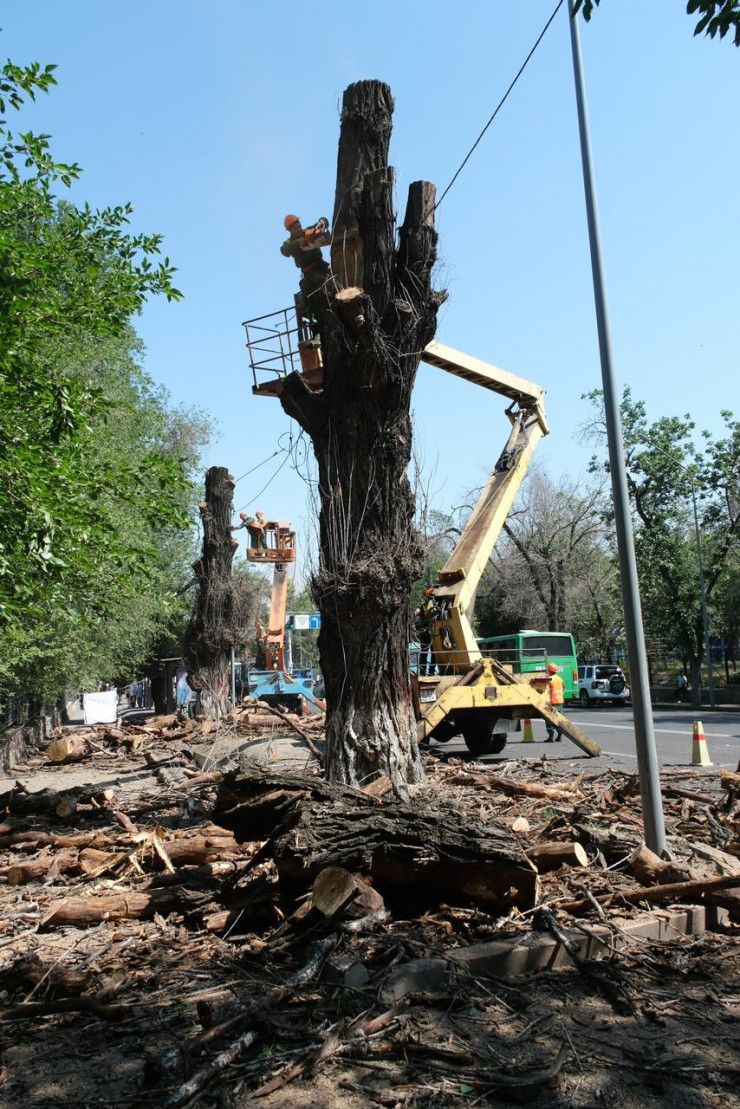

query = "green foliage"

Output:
[[0, 54, 203, 700], [573, 0, 740, 46], [583, 389, 740, 669], [473, 469, 623, 659], [410, 508, 459, 619]]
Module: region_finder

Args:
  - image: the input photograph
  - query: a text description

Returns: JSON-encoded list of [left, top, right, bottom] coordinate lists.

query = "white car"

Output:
[[577, 663, 630, 706]]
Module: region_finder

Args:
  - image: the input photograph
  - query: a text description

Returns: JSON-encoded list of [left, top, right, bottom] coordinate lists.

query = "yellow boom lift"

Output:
[[241, 306, 601, 759], [414, 342, 600, 757]]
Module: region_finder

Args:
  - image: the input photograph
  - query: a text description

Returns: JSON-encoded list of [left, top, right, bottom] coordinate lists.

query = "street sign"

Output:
[[286, 613, 321, 630]]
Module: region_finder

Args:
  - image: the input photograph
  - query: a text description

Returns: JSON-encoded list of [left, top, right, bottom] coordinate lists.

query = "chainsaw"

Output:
[[303, 216, 330, 241]]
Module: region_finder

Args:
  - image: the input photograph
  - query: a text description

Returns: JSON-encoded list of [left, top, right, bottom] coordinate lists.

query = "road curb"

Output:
[[447, 906, 706, 977]]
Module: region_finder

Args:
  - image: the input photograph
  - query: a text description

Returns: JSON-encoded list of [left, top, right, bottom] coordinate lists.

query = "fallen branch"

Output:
[[450, 770, 581, 802], [560, 872, 740, 916], [183, 935, 338, 1057], [166, 1031, 259, 1108], [256, 700, 323, 758], [0, 995, 130, 1022]]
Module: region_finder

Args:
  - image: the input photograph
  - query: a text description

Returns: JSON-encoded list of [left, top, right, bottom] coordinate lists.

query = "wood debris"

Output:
[[0, 715, 738, 1108]]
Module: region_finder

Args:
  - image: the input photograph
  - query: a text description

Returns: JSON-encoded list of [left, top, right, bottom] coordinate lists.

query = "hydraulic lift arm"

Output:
[[420, 342, 548, 670], [416, 342, 600, 758]]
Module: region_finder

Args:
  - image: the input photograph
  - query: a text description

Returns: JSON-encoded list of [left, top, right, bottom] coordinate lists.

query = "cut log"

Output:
[[238, 713, 287, 728], [0, 787, 77, 819], [215, 766, 538, 911], [41, 888, 193, 928], [4, 847, 79, 885], [0, 830, 113, 851], [0, 784, 113, 819], [47, 735, 89, 764], [721, 769, 740, 791], [627, 844, 693, 886], [78, 848, 128, 877], [361, 775, 394, 799], [525, 842, 588, 873], [312, 866, 386, 923], [161, 832, 241, 867]]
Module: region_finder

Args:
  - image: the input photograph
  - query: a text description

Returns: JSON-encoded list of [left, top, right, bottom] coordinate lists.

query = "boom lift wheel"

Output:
[[460, 710, 508, 757], [429, 718, 458, 744]]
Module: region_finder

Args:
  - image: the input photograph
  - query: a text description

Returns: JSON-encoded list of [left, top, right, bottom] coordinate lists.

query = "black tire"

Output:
[[579, 689, 590, 707], [460, 711, 507, 757], [609, 673, 626, 695], [430, 718, 458, 744], [489, 731, 508, 754]]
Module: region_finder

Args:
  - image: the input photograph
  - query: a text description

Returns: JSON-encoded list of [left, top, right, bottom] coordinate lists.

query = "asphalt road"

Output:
[[433, 705, 740, 773]]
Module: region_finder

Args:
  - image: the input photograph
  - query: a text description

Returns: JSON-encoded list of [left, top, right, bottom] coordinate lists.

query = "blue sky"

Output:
[[4, 1, 738, 579]]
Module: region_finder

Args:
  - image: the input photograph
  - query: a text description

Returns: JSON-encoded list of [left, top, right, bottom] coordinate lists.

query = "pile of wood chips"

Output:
[[0, 707, 739, 1108]]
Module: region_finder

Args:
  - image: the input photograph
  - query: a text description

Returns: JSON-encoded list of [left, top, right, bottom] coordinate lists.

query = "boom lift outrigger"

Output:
[[241, 306, 600, 759]]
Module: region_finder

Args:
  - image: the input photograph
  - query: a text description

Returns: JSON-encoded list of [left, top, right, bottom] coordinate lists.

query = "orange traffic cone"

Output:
[[522, 719, 534, 743], [691, 720, 712, 767]]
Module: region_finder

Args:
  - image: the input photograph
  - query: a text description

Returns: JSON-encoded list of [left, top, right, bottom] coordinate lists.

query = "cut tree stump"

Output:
[[214, 767, 538, 910]]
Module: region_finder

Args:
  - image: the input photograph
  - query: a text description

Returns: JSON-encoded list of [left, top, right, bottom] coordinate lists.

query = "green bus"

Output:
[[476, 630, 579, 702]]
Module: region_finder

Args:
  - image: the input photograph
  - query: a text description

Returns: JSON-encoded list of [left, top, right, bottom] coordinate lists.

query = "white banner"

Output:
[[83, 690, 118, 725]]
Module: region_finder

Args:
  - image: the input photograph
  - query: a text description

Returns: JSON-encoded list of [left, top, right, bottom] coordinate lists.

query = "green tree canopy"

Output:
[[583, 389, 740, 690], [573, 0, 740, 47], [0, 55, 207, 701]]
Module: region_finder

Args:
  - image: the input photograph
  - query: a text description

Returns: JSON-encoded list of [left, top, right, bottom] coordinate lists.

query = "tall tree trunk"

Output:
[[185, 467, 240, 720], [279, 81, 444, 791]]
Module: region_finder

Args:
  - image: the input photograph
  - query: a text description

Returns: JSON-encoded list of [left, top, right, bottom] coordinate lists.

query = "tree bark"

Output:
[[185, 466, 242, 719], [214, 767, 538, 911], [279, 81, 443, 792]]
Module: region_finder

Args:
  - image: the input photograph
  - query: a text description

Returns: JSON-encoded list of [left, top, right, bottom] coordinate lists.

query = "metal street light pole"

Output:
[[641, 440, 716, 709], [567, 2, 667, 854]]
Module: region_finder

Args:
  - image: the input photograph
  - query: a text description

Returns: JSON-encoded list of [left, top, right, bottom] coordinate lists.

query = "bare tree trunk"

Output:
[[279, 81, 444, 791], [185, 467, 240, 720]]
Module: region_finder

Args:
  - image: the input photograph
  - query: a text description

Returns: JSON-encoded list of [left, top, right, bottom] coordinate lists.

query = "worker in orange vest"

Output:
[[545, 662, 564, 743]]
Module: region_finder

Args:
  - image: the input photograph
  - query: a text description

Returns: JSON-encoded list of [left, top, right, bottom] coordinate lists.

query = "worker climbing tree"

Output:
[[277, 80, 445, 791]]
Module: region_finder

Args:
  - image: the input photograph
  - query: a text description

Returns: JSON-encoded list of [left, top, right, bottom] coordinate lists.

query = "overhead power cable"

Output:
[[435, 0, 566, 211], [236, 449, 292, 515], [233, 449, 283, 485]]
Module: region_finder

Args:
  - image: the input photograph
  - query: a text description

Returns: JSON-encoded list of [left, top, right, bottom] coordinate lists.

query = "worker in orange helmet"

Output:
[[545, 663, 565, 743], [233, 511, 268, 550], [280, 214, 331, 277]]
